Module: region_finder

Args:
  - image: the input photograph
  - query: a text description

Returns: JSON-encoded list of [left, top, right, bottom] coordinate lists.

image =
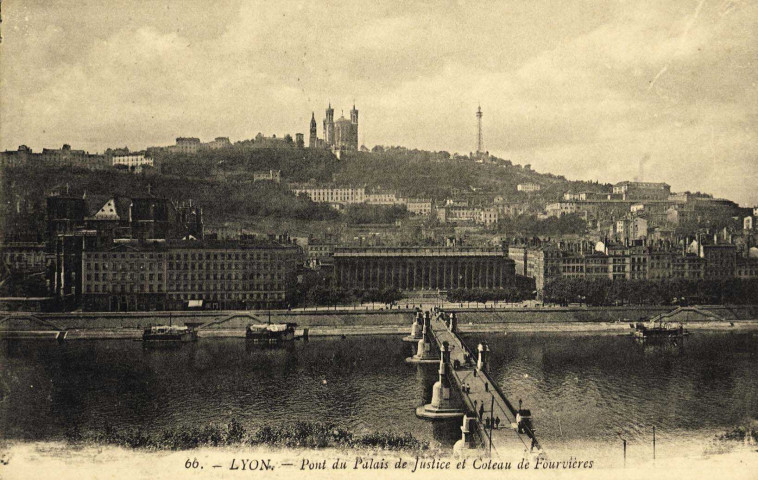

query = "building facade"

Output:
[[0, 242, 47, 273], [205, 137, 232, 150], [405, 198, 433, 216], [112, 153, 154, 173], [1, 144, 108, 169], [508, 242, 714, 293], [701, 245, 737, 280], [81, 240, 300, 311], [613, 181, 671, 201], [170, 137, 202, 154], [333, 246, 516, 291], [253, 170, 282, 183], [517, 183, 541, 193], [310, 103, 359, 150], [291, 185, 366, 206]]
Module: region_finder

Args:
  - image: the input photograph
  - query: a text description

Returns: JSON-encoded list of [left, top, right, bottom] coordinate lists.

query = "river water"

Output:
[[2, 329, 757, 460]]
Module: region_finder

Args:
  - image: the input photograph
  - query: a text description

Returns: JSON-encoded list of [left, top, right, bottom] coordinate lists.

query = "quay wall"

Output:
[[12, 305, 757, 331], [456, 305, 758, 324]]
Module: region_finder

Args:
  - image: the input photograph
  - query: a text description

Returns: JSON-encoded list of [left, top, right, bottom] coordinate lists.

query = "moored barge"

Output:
[[632, 320, 686, 339], [245, 322, 297, 343], [143, 325, 198, 343]]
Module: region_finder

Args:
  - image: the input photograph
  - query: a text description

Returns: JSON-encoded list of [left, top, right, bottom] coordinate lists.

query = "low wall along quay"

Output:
[[1, 305, 756, 338]]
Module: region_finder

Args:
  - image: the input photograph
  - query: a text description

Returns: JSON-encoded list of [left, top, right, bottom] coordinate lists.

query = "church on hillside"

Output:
[[309, 103, 358, 151]]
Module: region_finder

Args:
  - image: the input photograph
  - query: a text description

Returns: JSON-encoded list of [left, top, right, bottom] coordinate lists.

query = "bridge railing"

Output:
[[437, 310, 543, 453]]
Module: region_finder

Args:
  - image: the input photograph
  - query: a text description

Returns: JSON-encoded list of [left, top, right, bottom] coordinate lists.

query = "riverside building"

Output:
[[81, 238, 300, 311], [508, 241, 717, 294], [332, 246, 516, 291]]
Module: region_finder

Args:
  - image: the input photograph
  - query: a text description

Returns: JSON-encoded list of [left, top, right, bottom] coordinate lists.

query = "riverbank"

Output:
[[3, 304, 757, 339], [7, 321, 758, 340], [9, 318, 757, 340]]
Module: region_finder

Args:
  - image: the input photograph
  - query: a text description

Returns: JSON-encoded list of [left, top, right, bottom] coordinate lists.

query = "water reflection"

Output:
[[2, 331, 756, 453], [461, 331, 758, 447]]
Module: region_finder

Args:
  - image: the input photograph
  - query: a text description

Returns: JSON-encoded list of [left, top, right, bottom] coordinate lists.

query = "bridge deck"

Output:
[[428, 314, 540, 457]]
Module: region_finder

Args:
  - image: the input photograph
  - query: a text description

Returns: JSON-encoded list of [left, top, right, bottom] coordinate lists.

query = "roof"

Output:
[[85, 195, 131, 220], [248, 324, 289, 332], [92, 198, 120, 220], [614, 181, 670, 187]]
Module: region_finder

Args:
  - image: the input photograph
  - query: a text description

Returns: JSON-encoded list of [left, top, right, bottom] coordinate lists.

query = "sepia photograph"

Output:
[[0, 1, 756, 479]]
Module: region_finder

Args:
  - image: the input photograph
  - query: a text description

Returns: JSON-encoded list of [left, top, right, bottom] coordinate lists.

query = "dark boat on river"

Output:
[[246, 322, 297, 343], [632, 319, 686, 339]]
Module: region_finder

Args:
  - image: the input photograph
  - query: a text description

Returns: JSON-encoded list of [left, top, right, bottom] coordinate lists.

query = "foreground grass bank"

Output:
[[63, 420, 429, 452]]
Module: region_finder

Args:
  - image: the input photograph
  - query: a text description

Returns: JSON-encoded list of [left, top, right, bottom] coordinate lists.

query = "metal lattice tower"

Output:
[[476, 105, 483, 155]]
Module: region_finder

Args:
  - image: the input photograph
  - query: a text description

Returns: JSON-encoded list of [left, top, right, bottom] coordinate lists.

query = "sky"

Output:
[[1, 0, 756, 206]]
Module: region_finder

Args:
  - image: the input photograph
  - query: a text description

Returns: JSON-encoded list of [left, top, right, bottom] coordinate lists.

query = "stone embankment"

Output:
[[2, 305, 756, 339]]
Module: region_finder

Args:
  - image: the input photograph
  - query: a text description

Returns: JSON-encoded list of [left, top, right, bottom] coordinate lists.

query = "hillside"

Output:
[[153, 144, 607, 201], [0, 164, 338, 238], [1, 145, 608, 239]]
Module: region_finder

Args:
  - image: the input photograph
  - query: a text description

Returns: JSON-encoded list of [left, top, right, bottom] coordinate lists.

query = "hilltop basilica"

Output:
[[309, 104, 358, 151]]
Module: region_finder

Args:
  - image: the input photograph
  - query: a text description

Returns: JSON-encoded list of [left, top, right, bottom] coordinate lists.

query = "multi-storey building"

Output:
[[169, 137, 202, 154], [112, 153, 154, 173], [0, 144, 108, 169], [303, 237, 338, 268], [0, 145, 33, 168], [583, 253, 610, 279], [736, 257, 758, 279], [607, 245, 631, 280], [701, 245, 737, 280], [517, 183, 541, 193], [507, 245, 562, 292], [333, 246, 515, 291], [291, 185, 366, 207], [205, 137, 232, 150], [405, 198, 433, 216], [648, 251, 674, 280], [672, 254, 705, 279], [612, 217, 648, 242], [0, 242, 47, 273], [477, 208, 499, 226], [613, 181, 671, 200], [563, 192, 611, 201], [253, 170, 281, 183], [493, 200, 530, 218], [437, 206, 477, 224], [437, 206, 498, 225], [365, 192, 400, 205], [81, 239, 300, 311], [559, 253, 586, 279], [508, 241, 715, 293], [546, 202, 581, 218], [82, 243, 167, 311], [45, 193, 204, 306]]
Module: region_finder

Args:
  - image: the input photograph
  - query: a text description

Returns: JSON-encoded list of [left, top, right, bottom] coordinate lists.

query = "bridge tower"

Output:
[[406, 311, 439, 363], [403, 310, 424, 342], [416, 341, 465, 419]]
